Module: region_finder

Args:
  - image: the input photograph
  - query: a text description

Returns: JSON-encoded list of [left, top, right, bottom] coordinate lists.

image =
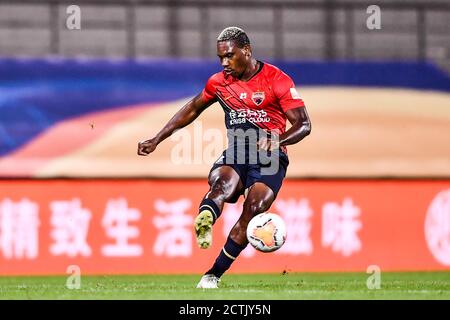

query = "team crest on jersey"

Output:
[[251, 91, 265, 106]]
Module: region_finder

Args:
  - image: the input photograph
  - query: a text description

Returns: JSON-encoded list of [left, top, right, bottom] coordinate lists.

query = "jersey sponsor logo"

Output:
[[290, 87, 301, 100], [229, 109, 270, 126], [251, 91, 265, 106], [230, 118, 247, 125]]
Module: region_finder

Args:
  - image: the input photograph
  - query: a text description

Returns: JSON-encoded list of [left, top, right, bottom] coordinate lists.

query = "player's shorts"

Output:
[[209, 148, 289, 203]]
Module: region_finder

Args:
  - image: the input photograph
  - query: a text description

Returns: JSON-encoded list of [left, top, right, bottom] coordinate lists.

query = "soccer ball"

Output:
[[246, 212, 287, 252]]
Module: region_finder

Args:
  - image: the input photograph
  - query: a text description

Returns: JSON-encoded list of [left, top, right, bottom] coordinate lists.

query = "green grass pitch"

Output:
[[0, 272, 449, 300]]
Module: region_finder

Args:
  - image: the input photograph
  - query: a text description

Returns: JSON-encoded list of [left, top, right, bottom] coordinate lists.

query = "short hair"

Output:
[[217, 27, 250, 48]]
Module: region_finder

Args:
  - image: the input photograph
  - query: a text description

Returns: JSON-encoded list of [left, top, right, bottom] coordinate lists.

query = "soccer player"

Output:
[[138, 27, 311, 288]]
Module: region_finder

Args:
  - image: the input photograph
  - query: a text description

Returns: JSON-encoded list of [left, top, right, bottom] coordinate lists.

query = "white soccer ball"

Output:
[[246, 212, 287, 252]]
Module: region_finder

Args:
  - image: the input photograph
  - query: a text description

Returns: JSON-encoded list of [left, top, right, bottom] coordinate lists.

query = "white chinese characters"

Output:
[[322, 198, 362, 256], [0, 198, 40, 259], [50, 199, 92, 257], [101, 198, 143, 257], [153, 198, 193, 257], [276, 198, 313, 255], [0, 196, 364, 260]]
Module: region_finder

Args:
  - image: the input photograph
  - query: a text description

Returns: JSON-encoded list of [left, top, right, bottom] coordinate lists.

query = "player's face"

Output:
[[217, 40, 250, 79]]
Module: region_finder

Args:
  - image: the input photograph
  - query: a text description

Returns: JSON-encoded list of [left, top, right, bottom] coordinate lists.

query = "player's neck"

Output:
[[239, 59, 260, 82]]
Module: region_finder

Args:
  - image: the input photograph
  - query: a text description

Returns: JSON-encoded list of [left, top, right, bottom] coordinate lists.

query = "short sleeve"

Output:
[[201, 74, 219, 104], [273, 71, 305, 113]]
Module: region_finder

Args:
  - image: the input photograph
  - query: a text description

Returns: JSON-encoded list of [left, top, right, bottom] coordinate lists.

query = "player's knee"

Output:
[[209, 177, 236, 201], [230, 199, 270, 240], [245, 198, 270, 218]]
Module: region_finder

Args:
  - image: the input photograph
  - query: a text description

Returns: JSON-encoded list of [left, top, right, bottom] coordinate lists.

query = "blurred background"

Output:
[[0, 0, 449, 276]]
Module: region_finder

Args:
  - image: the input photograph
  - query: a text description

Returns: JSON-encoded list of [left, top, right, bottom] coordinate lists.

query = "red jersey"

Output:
[[201, 61, 305, 139]]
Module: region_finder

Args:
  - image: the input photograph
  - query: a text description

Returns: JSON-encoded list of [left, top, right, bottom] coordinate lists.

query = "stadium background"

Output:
[[0, 0, 449, 278]]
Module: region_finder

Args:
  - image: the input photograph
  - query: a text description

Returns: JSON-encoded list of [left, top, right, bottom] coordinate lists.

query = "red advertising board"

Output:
[[0, 179, 449, 275]]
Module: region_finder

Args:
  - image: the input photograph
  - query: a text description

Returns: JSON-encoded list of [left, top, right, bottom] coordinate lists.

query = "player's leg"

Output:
[[199, 182, 275, 286], [229, 182, 275, 245], [197, 151, 288, 288], [195, 165, 244, 249]]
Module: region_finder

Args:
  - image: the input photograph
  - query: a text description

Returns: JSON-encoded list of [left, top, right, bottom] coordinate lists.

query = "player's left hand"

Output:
[[257, 137, 280, 151]]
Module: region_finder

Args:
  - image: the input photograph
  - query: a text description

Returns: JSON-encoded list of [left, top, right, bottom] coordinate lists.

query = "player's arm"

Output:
[[279, 106, 311, 147], [137, 93, 212, 156], [258, 71, 311, 151], [258, 106, 311, 151]]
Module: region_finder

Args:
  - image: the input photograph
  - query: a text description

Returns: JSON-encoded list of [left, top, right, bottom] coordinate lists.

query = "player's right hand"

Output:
[[137, 138, 158, 156]]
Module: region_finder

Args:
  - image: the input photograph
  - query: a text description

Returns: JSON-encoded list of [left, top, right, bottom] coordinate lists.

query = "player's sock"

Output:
[[206, 237, 247, 278], [199, 198, 221, 222]]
